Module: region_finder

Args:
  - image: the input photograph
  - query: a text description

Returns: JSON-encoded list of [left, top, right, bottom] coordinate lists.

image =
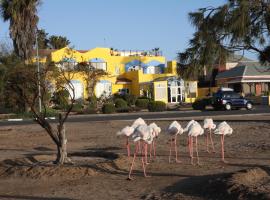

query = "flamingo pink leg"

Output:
[[169, 138, 173, 163], [153, 140, 156, 159], [128, 142, 139, 180], [142, 143, 149, 177], [221, 134, 227, 163], [126, 137, 130, 157], [175, 135, 181, 163], [206, 130, 209, 153], [149, 143, 153, 161], [190, 137, 194, 165], [209, 129, 215, 153], [195, 136, 200, 165], [144, 143, 149, 165]]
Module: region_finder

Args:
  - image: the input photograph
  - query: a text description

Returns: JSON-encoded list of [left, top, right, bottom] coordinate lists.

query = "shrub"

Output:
[[192, 98, 210, 110], [71, 103, 84, 112], [87, 96, 97, 109], [114, 98, 128, 109], [44, 108, 59, 117], [51, 89, 69, 110], [148, 101, 166, 112], [122, 94, 137, 106], [102, 103, 116, 114], [116, 107, 131, 113], [135, 99, 149, 109]]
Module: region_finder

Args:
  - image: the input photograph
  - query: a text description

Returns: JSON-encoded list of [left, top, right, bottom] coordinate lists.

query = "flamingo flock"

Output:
[[117, 117, 233, 180]]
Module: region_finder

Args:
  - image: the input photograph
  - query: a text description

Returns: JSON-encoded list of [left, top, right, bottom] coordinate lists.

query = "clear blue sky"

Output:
[[0, 0, 256, 60]]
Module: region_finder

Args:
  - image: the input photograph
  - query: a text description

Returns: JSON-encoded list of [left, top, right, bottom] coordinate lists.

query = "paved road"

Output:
[[1, 106, 270, 126]]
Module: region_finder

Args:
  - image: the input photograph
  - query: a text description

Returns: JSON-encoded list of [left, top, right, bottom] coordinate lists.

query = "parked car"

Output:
[[212, 91, 253, 110]]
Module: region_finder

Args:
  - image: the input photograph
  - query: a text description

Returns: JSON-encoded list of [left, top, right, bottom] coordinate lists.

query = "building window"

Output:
[[118, 88, 129, 95], [115, 66, 120, 75], [90, 62, 107, 71]]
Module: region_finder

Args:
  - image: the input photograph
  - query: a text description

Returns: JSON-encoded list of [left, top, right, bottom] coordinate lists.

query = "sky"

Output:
[[0, 0, 257, 61]]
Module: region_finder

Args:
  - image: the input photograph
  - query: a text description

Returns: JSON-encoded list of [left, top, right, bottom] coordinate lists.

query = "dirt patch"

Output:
[[0, 156, 97, 180]]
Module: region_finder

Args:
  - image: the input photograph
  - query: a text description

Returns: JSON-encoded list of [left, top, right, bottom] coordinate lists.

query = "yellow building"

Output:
[[36, 47, 197, 103]]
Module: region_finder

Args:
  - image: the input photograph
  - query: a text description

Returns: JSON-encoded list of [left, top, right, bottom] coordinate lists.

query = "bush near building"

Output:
[[102, 103, 116, 114], [135, 99, 150, 109], [114, 98, 128, 109], [148, 101, 167, 112]]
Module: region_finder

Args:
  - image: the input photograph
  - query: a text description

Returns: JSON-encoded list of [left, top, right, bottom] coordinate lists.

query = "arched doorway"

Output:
[[95, 80, 112, 98]]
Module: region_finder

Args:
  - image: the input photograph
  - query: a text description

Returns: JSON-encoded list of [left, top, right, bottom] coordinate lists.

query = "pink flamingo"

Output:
[[148, 122, 161, 161], [184, 120, 195, 155], [203, 118, 216, 153], [214, 121, 233, 163], [117, 126, 135, 157], [166, 121, 184, 163], [187, 121, 204, 165], [131, 117, 146, 129], [128, 124, 154, 180]]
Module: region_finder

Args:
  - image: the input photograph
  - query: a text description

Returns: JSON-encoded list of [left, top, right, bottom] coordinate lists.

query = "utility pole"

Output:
[[35, 30, 42, 113]]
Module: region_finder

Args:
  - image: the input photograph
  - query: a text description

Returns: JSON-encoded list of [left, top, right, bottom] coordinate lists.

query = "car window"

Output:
[[231, 93, 240, 98]]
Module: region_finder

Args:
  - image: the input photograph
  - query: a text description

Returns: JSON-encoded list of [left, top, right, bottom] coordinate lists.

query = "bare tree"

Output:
[[6, 58, 76, 164]]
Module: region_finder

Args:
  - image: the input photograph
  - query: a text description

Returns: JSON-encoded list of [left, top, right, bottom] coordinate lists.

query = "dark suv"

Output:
[[212, 91, 253, 110]]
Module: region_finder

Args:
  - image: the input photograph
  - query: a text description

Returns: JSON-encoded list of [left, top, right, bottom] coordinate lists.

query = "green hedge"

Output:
[[114, 98, 128, 109], [148, 101, 166, 112], [102, 103, 116, 114], [71, 103, 84, 112], [135, 99, 149, 109]]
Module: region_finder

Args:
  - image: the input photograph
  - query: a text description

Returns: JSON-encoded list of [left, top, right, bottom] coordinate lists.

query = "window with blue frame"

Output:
[[89, 58, 107, 71]]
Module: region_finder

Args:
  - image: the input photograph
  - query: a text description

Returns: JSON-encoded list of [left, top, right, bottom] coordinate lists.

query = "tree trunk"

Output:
[[55, 124, 69, 164]]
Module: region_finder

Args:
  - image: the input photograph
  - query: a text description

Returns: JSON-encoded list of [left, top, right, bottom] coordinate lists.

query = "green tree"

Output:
[[48, 35, 70, 49], [37, 29, 49, 49], [0, 0, 40, 59], [179, 0, 270, 78], [76, 62, 108, 99]]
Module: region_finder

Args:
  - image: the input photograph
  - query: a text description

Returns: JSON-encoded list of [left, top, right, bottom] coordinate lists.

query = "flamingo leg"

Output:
[[221, 134, 227, 163], [149, 143, 153, 161], [195, 136, 200, 165], [144, 143, 149, 165], [169, 137, 173, 163], [126, 137, 130, 157], [190, 137, 194, 165], [209, 129, 215, 153], [153, 139, 156, 159], [206, 129, 209, 153], [174, 134, 181, 163], [142, 143, 149, 177], [128, 142, 139, 180]]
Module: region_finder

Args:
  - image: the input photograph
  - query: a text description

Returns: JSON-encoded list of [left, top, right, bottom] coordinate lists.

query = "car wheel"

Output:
[[246, 102, 253, 110], [225, 103, 232, 111]]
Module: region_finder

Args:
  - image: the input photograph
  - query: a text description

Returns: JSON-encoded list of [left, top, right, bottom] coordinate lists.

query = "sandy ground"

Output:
[[0, 119, 270, 200]]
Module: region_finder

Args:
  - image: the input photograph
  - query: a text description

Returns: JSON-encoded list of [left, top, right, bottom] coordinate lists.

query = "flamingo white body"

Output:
[[128, 124, 154, 180], [131, 117, 146, 129], [203, 118, 216, 153], [214, 121, 233, 163], [148, 122, 161, 160], [117, 126, 135, 157], [166, 121, 184, 163], [187, 121, 204, 165]]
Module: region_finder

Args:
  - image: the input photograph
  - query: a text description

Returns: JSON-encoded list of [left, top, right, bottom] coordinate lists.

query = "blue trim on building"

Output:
[[89, 58, 106, 63]]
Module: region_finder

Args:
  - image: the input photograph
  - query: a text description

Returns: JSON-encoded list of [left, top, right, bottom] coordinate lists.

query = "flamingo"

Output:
[[187, 121, 204, 165], [148, 122, 161, 161], [128, 124, 154, 180], [166, 121, 184, 163], [203, 118, 216, 153], [184, 120, 195, 155], [131, 117, 146, 129], [214, 121, 233, 163], [116, 126, 135, 157]]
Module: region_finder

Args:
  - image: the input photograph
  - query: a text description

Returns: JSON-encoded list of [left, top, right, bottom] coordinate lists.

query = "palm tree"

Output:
[[48, 35, 70, 49], [0, 0, 40, 59]]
